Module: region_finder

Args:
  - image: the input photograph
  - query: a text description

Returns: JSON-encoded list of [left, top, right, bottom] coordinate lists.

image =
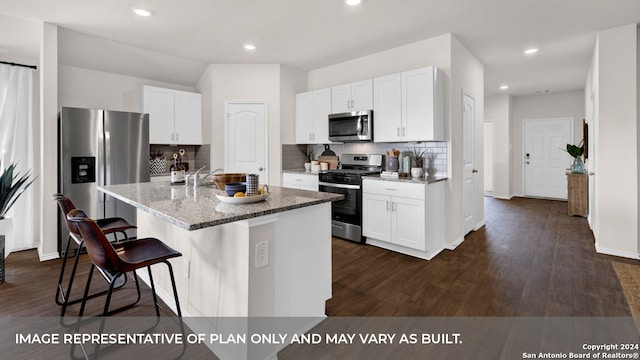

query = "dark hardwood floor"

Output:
[[326, 196, 634, 316], [0, 196, 634, 319]]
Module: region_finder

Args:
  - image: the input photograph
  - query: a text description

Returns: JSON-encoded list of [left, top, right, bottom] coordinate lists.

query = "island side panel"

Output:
[[274, 202, 332, 317], [136, 209, 251, 317]]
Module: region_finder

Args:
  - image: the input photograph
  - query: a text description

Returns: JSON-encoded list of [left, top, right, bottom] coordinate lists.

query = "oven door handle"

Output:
[[319, 182, 361, 190]]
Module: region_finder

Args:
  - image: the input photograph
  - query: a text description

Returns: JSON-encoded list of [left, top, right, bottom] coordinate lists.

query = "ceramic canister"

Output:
[[246, 174, 259, 195]]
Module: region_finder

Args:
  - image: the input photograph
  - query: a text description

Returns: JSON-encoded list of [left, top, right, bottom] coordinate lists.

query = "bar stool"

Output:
[[67, 209, 183, 317], [52, 194, 137, 316]]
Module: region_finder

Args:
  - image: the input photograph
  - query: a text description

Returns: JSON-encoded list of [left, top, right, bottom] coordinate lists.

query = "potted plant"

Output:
[[304, 147, 314, 171], [425, 148, 438, 178], [563, 140, 584, 174], [0, 162, 36, 285], [408, 146, 428, 177]]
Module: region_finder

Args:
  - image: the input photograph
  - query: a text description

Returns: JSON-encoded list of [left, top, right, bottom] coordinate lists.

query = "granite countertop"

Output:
[[98, 182, 342, 231], [363, 174, 448, 185]]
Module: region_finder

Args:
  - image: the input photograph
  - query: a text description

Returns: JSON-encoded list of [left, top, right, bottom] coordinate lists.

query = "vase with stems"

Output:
[[564, 140, 585, 174]]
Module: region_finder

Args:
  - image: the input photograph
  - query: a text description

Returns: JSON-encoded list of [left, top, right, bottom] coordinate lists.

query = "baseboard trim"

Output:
[[473, 220, 485, 231], [492, 195, 513, 200], [595, 243, 640, 260], [446, 235, 465, 250], [38, 251, 59, 262]]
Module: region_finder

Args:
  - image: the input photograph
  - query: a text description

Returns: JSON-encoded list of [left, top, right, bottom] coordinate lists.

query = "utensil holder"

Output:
[[386, 156, 399, 171]]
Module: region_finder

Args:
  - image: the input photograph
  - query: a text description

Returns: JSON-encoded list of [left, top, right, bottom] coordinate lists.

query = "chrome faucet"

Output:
[[191, 167, 223, 189]]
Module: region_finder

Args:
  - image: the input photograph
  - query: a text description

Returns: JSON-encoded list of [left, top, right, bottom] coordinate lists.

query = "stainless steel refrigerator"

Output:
[[58, 107, 149, 256]]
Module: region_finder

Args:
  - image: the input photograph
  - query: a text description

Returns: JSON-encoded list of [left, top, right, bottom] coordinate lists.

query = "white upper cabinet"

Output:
[[331, 79, 373, 113], [373, 66, 444, 142], [174, 90, 203, 145], [373, 73, 402, 142], [295, 88, 331, 144], [141, 85, 203, 145]]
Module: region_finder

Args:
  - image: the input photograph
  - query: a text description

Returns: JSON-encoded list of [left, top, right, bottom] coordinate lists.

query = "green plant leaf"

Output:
[[0, 162, 37, 217]]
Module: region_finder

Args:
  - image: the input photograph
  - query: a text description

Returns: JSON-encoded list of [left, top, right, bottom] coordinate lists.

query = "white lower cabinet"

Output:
[[282, 172, 319, 191], [362, 179, 444, 260]]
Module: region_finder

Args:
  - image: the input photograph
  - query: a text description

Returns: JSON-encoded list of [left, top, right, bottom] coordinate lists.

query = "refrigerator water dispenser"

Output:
[[71, 157, 96, 184]]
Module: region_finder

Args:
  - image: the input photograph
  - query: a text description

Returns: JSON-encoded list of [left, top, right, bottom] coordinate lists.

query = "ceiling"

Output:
[[1, 0, 639, 96]]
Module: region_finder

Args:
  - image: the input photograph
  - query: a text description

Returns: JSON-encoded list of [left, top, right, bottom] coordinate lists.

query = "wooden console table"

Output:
[[567, 171, 588, 217]]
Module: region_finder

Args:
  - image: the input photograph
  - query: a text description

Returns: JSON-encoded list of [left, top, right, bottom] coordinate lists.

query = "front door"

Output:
[[462, 92, 476, 235], [224, 101, 268, 182], [524, 118, 572, 199]]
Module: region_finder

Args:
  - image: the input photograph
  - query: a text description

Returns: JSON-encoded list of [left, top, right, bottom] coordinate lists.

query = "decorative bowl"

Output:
[[224, 182, 247, 196], [213, 173, 246, 190]]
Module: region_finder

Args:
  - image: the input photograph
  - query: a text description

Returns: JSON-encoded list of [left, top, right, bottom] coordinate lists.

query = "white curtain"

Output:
[[0, 63, 35, 256]]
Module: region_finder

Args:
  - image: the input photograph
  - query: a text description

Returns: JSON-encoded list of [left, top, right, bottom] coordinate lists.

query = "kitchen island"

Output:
[[99, 181, 341, 317], [98, 182, 341, 316], [99, 182, 341, 358]]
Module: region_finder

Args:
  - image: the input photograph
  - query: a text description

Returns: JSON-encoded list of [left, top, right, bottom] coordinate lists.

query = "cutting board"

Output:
[[318, 155, 339, 170]]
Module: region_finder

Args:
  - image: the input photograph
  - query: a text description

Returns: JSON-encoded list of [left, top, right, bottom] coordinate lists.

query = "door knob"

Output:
[[472, 169, 478, 173], [259, 167, 264, 171]]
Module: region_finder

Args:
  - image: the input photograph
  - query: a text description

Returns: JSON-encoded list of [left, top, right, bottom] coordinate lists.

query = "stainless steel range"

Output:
[[318, 154, 383, 243]]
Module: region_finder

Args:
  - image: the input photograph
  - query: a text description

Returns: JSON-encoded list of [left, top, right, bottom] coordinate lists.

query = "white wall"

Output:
[[0, 14, 40, 66], [511, 90, 585, 196], [485, 95, 512, 199], [279, 66, 307, 145], [588, 24, 638, 258], [308, 34, 452, 90], [59, 65, 195, 112], [196, 64, 292, 186]]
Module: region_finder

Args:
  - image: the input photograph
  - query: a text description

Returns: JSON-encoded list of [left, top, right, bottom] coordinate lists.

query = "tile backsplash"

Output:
[[149, 144, 210, 174], [282, 142, 448, 173]]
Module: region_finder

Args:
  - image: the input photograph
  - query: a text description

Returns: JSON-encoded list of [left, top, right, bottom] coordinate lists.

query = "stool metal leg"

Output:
[[56, 232, 130, 316]]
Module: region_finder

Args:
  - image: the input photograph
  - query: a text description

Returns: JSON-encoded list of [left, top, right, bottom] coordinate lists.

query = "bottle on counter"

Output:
[[170, 155, 185, 184]]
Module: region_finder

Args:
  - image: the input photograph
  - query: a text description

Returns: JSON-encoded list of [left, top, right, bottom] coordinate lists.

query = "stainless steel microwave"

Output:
[[328, 110, 373, 142]]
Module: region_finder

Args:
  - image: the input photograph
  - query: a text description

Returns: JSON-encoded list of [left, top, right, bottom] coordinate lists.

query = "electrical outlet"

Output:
[[255, 241, 269, 268]]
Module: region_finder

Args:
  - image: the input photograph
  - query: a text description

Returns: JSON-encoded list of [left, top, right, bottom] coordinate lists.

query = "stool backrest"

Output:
[[52, 194, 80, 237], [66, 209, 120, 274]]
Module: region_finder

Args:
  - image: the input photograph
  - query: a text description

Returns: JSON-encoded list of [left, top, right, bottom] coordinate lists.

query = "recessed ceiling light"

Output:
[[345, 0, 362, 5], [244, 44, 256, 51], [132, 8, 152, 17], [499, 85, 509, 90], [523, 48, 539, 55]]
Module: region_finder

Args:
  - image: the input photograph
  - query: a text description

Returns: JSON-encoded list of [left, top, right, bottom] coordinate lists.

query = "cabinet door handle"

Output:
[[397, 127, 400, 137], [176, 132, 179, 142], [392, 202, 397, 212], [386, 201, 390, 212], [402, 127, 406, 137]]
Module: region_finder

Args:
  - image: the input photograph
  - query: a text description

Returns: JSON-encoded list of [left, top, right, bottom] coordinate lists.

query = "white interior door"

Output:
[[462, 92, 476, 235], [524, 118, 572, 199], [225, 101, 267, 182]]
